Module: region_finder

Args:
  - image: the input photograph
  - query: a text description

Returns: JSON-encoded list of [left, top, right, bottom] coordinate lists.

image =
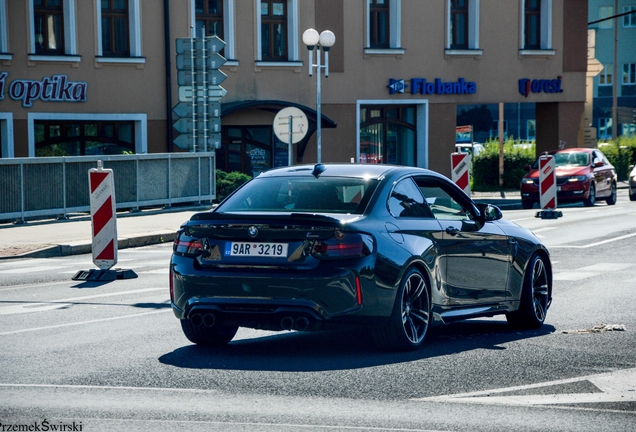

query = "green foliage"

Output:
[[597, 136, 636, 181], [472, 139, 536, 191], [215, 169, 251, 202]]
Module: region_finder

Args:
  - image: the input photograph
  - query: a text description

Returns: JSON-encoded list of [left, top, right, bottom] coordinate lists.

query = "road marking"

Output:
[[0, 280, 71, 292], [412, 367, 636, 406], [550, 231, 636, 249], [0, 287, 166, 315], [553, 263, 634, 281], [0, 265, 65, 274], [553, 272, 599, 281], [0, 309, 171, 336], [531, 227, 558, 234]]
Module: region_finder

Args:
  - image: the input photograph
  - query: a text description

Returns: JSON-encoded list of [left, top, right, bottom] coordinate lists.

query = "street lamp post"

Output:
[[302, 28, 335, 164]]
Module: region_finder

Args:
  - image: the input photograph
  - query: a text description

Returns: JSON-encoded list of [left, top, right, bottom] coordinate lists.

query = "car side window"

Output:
[[388, 178, 434, 218], [414, 177, 473, 221]]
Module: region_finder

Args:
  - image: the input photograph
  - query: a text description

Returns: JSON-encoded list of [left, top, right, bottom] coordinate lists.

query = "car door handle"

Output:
[[445, 227, 460, 236]]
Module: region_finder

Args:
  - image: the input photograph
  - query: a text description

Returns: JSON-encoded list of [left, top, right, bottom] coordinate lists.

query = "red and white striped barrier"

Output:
[[89, 162, 117, 270], [451, 152, 471, 196], [539, 155, 557, 210]]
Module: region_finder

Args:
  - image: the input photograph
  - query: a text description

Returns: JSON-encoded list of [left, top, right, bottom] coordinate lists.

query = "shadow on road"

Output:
[[159, 319, 556, 372]]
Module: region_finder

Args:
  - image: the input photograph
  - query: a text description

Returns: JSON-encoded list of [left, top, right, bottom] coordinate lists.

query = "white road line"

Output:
[[0, 309, 171, 336], [0, 287, 166, 315], [0, 280, 71, 292], [530, 227, 558, 234], [550, 231, 636, 249], [412, 367, 636, 407], [553, 272, 598, 281]]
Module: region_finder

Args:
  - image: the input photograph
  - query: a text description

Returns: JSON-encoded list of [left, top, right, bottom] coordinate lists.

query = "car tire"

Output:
[[180, 319, 239, 346], [583, 184, 596, 207], [606, 182, 617, 205], [630, 192, 636, 202], [521, 200, 534, 210], [373, 268, 431, 351], [506, 254, 550, 329]]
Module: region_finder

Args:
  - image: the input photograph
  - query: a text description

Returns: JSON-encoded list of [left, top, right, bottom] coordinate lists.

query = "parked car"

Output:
[[630, 164, 636, 201], [520, 148, 617, 209], [171, 164, 552, 351], [455, 142, 484, 157]]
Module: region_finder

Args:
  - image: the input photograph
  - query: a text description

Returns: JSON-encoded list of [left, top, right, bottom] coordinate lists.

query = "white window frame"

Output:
[[624, 6, 636, 27], [190, 0, 237, 65], [27, 113, 147, 157], [599, 6, 613, 29], [95, 0, 144, 64], [519, 0, 554, 56], [599, 117, 612, 139], [446, 0, 482, 56], [364, 0, 403, 55], [623, 63, 636, 85], [0, 112, 14, 158], [599, 63, 613, 86], [356, 99, 429, 168], [255, 0, 301, 66], [27, 0, 80, 63], [0, 0, 9, 60]]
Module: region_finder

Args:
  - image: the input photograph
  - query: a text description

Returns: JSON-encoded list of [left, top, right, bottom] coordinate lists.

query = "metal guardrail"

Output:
[[0, 153, 215, 223]]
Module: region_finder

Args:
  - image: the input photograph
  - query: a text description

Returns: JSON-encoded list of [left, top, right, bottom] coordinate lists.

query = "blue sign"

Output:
[[519, 76, 563, 97], [388, 78, 476, 95]]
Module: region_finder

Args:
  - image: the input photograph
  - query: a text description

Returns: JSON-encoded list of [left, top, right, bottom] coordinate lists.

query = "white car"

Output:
[[629, 164, 636, 201], [455, 143, 484, 157]]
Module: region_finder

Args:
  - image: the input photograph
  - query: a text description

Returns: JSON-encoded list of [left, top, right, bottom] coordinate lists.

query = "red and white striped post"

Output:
[[539, 155, 557, 210], [451, 152, 471, 196], [89, 161, 117, 270]]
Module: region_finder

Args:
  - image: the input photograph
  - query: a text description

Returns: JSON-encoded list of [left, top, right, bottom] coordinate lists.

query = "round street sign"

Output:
[[273, 107, 308, 144]]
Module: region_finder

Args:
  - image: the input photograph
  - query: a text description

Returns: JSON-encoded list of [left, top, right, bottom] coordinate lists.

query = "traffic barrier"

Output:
[[451, 152, 471, 196], [89, 161, 117, 270], [536, 154, 562, 219]]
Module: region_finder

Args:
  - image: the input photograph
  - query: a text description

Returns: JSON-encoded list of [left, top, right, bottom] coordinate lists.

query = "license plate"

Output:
[[225, 242, 288, 257]]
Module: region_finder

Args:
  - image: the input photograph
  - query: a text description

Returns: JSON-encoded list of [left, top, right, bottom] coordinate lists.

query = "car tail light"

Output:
[[355, 276, 363, 305], [173, 232, 203, 257], [311, 232, 372, 260]]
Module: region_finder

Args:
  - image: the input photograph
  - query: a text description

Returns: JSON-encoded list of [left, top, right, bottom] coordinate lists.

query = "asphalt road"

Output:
[[0, 190, 635, 431]]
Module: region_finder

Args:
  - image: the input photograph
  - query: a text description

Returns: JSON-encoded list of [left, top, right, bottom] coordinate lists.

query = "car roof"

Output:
[[256, 163, 436, 180]]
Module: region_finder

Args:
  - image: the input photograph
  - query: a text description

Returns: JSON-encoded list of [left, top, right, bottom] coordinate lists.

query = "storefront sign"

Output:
[[518, 76, 563, 97], [388, 77, 477, 95], [0, 72, 87, 107]]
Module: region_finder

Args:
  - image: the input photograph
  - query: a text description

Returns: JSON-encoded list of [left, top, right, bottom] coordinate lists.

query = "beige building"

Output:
[[1, 0, 588, 179]]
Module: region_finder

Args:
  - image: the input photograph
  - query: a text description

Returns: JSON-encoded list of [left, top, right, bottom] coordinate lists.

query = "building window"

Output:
[[527, 119, 536, 140], [219, 126, 276, 177], [101, 0, 129, 57], [623, 123, 636, 137], [490, 120, 508, 140], [624, 6, 636, 27], [359, 105, 416, 166], [369, 0, 390, 48], [195, 0, 223, 38], [599, 118, 612, 139], [624, 63, 636, 85], [450, 0, 468, 49], [599, 6, 613, 29], [521, 0, 552, 52], [34, 120, 135, 157], [600, 63, 613, 86], [524, 0, 541, 49], [260, 0, 287, 61], [34, 0, 64, 54], [0, 0, 8, 56]]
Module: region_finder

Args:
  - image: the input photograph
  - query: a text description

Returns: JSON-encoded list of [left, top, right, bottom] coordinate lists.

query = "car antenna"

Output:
[[312, 163, 326, 178]]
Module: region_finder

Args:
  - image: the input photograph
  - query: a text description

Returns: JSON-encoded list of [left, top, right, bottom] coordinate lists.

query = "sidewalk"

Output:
[[0, 181, 628, 260]]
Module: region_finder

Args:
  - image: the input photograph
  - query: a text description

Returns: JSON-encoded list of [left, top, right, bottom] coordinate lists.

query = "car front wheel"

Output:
[[374, 268, 431, 351], [506, 254, 550, 329]]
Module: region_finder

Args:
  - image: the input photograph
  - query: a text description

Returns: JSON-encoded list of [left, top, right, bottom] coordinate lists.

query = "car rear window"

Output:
[[216, 177, 379, 214]]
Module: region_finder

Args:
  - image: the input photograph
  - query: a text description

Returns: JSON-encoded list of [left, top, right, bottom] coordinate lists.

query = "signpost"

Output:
[[173, 33, 227, 152], [273, 107, 308, 166]]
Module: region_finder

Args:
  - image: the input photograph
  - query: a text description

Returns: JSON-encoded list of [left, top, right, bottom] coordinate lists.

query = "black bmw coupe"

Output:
[[170, 164, 552, 351]]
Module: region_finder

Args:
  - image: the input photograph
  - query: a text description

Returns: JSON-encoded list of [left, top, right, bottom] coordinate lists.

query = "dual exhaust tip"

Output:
[[190, 313, 311, 331]]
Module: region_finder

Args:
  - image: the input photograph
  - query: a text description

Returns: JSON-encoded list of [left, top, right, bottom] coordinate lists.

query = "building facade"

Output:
[[1, 0, 588, 179], [588, 0, 636, 140]]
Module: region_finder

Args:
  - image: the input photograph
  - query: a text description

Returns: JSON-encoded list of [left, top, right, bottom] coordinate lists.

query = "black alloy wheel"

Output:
[[374, 268, 431, 351], [583, 184, 596, 207], [506, 254, 550, 329]]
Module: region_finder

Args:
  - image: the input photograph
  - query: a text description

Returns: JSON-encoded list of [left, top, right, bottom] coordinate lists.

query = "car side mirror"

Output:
[[476, 203, 503, 223], [594, 161, 604, 168]]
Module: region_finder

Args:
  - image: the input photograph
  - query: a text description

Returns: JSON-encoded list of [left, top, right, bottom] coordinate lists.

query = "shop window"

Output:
[[219, 126, 278, 177], [365, 0, 402, 53], [599, 118, 612, 139], [521, 0, 552, 52], [624, 6, 636, 27], [623, 124, 636, 137], [599, 6, 613, 29], [360, 105, 416, 166], [97, 0, 141, 60], [34, 120, 135, 156]]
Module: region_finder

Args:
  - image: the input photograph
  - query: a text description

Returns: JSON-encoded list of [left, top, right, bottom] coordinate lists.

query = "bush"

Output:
[[215, 169, 251, 202], [472, 139, 536, 191], [598, 137, 636, 181]]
